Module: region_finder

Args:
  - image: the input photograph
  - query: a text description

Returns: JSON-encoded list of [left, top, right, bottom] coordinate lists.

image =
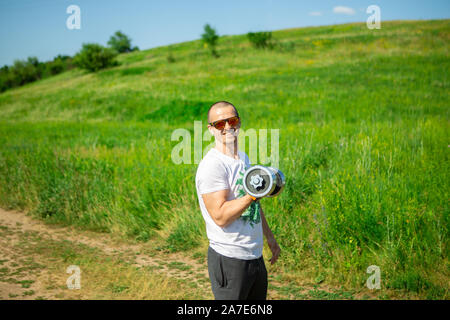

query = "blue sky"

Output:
[[0, 0, 449, 66]]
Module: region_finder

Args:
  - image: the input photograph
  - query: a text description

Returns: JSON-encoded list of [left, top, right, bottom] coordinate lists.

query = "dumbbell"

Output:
[[243, 165, 286, 199]]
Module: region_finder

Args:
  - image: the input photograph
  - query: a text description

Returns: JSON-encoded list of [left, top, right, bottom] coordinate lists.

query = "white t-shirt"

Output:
[[195, 147, 263, 260]]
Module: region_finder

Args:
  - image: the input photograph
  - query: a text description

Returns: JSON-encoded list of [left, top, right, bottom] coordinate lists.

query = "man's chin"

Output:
[[219, 136, 237, 145], [224, 134, 238, 141]]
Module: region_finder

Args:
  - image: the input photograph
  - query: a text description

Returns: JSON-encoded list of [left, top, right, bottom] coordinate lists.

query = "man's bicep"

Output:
[[202, 189, 229, 219]]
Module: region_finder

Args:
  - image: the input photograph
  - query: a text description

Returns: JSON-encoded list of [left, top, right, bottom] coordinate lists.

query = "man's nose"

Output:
[[224, 121, 231, 130]]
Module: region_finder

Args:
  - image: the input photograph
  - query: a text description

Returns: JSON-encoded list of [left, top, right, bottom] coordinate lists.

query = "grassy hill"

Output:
[[0, 19, 448, 299]]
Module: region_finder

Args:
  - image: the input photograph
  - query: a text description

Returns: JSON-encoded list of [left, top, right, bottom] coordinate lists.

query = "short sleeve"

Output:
[[196, 160, 229, 195]]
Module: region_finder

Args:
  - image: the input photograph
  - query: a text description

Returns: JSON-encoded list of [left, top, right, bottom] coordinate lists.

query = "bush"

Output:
[[0, 57, 42, 92], [167, 53, 176, 63], [0, 66, 12, 92], [201, 24, 220, 58], [247, 31, 274, 49], [54, 55, 75, 72], [0, 54, 75, 93], [11, 57, 42, 86], [74, 43, 118, 72], [107, 31, 135, 53], [48, 58, 65, 75]]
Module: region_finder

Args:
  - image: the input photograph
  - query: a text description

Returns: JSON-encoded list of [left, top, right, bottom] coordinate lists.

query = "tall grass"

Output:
[[0, 20, 448, 298]]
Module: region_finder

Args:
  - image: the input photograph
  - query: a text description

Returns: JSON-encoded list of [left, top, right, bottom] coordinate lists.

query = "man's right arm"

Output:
[[202, 190, 254, 228]]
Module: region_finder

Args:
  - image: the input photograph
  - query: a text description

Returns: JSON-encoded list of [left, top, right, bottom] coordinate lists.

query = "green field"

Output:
[[0, 20, 448, 299]]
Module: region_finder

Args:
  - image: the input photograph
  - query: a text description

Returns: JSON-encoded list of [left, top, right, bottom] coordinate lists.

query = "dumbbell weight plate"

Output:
[[243, 165, 276, 198], [266, 167, 286, 198]]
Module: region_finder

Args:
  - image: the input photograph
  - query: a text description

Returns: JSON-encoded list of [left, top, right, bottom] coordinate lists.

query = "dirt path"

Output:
[[0, 207, 214, 299], [0, 207, 376, 300]]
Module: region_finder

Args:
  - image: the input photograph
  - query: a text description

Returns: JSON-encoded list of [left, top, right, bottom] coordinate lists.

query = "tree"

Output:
[[0, 54, 74, 93], [10, 57, 42, 85], [107, 31, 137, 53], [74, 43, 118, 72], [0, 65, 12, 92], [53, 54, 75, 71], [247, 31, 274, 49], [201, 24, 219, 58], [48, 57, 65, 75]]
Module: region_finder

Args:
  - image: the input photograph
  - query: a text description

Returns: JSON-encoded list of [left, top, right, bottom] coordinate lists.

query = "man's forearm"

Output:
[[260, 206, 275, 240], [215, 194, 254, 228], [260, 206, 281, 265]]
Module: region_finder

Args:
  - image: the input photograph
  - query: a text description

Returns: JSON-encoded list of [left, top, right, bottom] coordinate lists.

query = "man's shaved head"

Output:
[[208, 101, 239, 123]]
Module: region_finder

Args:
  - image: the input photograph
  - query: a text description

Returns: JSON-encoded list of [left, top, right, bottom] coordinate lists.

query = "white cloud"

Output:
[[309, 11, 322, 16], [333, 6, 356, 15]]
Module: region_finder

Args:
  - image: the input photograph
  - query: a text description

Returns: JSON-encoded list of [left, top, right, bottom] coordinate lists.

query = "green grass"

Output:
[[167, 261, 192, 272], [0, 19, 448, 299]]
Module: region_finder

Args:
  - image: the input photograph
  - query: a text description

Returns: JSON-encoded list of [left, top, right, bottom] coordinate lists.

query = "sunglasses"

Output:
[[209, 116, 240, 130]]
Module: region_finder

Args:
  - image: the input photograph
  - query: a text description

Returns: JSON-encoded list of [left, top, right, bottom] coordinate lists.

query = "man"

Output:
[[195, 101, 281, 300]]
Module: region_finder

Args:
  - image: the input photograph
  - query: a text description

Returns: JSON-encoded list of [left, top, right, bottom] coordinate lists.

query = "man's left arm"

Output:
[[259, 204, 281, 265]]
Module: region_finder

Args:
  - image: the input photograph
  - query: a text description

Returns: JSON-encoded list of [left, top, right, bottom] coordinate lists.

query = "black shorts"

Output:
[[207, 246, 268, 300]]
